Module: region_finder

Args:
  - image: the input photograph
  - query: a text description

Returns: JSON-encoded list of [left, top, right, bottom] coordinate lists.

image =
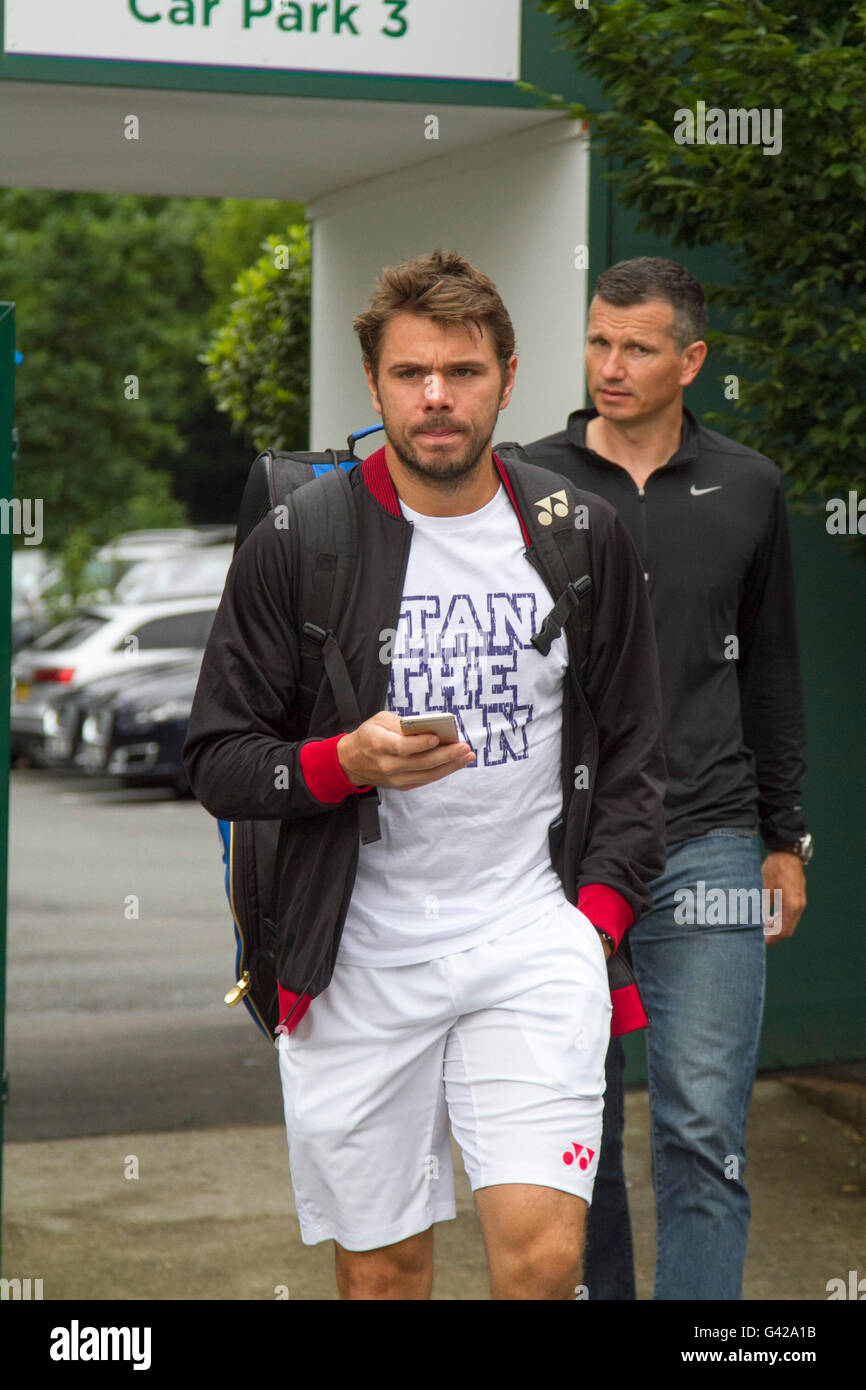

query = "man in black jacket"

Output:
[[184, 250, 665, 1299], [524, 257, 810, 1301]]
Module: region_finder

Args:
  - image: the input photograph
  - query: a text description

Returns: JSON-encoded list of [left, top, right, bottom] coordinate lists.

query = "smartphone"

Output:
[[399, 712, 460, 743]]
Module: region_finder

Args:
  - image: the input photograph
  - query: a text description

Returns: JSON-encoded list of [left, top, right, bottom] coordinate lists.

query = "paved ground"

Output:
[[2, 768, 864, 1300], [3, 1075, 864, 1301]]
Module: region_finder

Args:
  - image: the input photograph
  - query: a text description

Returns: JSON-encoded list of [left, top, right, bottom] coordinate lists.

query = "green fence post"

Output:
[[0, 301, 16, 1252]]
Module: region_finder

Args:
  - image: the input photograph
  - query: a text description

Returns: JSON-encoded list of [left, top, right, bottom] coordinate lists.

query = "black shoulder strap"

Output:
[[494, 442, 594, 680], [286, 467, 381, 844]]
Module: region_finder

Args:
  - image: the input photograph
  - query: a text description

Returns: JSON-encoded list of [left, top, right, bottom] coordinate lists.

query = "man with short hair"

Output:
[[524, 256, 810, 1300], [185, 250, 665, 1300]]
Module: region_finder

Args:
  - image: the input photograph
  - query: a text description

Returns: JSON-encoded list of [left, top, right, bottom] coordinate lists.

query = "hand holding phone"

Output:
[[337, 710, 474, 791]]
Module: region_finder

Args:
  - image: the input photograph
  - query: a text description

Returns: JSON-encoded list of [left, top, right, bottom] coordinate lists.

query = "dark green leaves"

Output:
[[536, 0, 866, 509]]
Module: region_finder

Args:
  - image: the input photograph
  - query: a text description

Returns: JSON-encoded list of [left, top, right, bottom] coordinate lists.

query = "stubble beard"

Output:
[[383, 408, 499, 494]]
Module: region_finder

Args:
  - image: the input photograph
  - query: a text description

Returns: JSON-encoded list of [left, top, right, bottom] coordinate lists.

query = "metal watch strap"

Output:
[[772, 831, 813, 863]]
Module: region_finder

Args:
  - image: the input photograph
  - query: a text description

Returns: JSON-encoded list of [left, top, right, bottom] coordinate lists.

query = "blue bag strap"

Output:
[[311, 423, 384, 477]]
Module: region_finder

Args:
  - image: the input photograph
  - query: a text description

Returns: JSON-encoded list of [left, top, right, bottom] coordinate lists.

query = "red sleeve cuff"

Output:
[[299, 735, 373, 804], [577, 883, 634, 952], [610, 981, 648, 1036]]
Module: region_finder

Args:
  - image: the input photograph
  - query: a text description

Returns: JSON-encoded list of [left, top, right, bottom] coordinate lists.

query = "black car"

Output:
[[44, 659, 189, 769], [99, 659, 203, 795]]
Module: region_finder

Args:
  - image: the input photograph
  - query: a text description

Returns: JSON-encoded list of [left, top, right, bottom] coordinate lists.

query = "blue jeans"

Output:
[[584, 829, 766, 1300]]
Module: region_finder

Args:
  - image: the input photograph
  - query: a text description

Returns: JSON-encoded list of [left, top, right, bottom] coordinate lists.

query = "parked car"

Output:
[[43, 659, 192, 768], [81, 658, 202, 795], [12, 548, 51, 613], [10, 597, 217, 764], [11, 550, 53, 653], [112, 544, 233, 604], [95, 526, 235, 563], [31, 527, 237, 617]]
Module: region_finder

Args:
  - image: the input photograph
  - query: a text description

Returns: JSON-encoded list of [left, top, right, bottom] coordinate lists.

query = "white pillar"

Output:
[[308, 118, 589, 454]]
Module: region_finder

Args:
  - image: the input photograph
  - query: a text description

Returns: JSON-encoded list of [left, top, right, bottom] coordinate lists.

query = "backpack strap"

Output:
[[287, 466, 382, 844], [494, 442, 594, 680], [530, 575, 592, 657]]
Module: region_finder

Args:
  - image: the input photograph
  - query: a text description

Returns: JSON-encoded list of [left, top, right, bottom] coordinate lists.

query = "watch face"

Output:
[[799, 833, 813, 863]]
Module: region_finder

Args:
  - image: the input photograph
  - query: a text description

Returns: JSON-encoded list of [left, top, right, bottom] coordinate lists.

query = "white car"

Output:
[[28, 528, 237, 618], [95, 526, 233, 567], [113, 544, 234, 604], [10, 596, 217, 763], [12, 549, 54, 653]]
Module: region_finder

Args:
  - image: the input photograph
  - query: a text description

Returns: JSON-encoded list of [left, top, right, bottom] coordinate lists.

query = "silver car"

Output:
[[10, 597, 217, 764], [113, 544, 233, 605]]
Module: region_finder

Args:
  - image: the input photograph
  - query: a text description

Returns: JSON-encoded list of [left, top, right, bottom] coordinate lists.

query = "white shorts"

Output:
[[276, 896, 612, 1252]]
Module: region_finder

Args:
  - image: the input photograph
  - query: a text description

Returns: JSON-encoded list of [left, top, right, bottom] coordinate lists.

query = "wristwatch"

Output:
[[595, 928, 616, 954], [776, 832, 813, 865]]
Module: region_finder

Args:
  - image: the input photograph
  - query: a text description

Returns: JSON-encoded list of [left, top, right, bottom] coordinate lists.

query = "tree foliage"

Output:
[[202, 224, 311, 454], [1, 190, 224, 550], [531, 0, 866, 508], [2, 191, 309, 553], [196, 197, 305, 325]]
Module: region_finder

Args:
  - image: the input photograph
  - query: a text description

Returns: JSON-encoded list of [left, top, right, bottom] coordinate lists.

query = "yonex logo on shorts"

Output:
[[562, 1142, 595, 1170]]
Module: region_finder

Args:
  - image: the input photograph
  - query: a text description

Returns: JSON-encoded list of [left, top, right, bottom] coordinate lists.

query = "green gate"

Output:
[[0, 301, 15, 1239]]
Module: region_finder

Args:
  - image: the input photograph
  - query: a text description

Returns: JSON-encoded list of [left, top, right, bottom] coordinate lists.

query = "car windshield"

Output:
[[30, 614, 109, 651], [38, 557, 133, 605], [114, 549, 232, 603]]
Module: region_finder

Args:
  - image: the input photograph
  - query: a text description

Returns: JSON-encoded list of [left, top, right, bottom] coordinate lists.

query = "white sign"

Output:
[[4, 1, 522, 84]]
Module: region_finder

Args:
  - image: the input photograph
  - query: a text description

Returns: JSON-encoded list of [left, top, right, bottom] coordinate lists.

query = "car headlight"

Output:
[[131, 700, 192, 726], [81, 714, 103, 743]]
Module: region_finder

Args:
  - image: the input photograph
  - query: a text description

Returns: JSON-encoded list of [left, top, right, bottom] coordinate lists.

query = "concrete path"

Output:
[[3, 1077, 863, 1301]]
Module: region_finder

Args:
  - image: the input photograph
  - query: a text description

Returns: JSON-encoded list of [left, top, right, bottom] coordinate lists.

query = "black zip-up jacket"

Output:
[[183, 447, 666, 1029], [524, 408, 808, 849]]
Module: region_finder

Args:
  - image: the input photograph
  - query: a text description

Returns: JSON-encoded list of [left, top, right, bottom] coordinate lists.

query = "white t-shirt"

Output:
[[337, 482, 570, 966]]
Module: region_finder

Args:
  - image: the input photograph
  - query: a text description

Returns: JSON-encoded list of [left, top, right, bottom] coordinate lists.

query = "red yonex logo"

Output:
[[563, 1142, 595, 1170]]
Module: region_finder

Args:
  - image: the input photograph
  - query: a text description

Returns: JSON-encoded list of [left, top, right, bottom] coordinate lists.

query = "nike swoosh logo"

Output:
[[690, 484, 722, 496]]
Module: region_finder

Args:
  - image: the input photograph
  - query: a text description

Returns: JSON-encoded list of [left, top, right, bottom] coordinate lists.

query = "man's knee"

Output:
[[334, 1227, 433, 1300], [490, 1228, 585, 1300]]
